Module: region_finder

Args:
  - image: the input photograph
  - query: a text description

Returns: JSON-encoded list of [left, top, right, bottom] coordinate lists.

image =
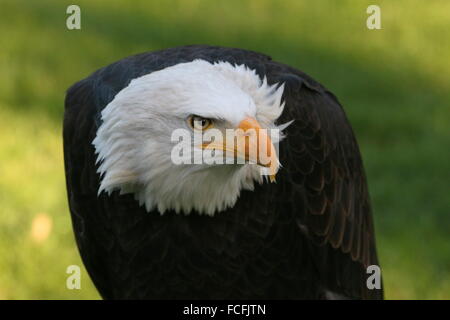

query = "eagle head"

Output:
[[93, 59, 290, 215]]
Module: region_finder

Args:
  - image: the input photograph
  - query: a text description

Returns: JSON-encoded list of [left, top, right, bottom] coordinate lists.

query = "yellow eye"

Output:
[[188, 115, 213, 131]]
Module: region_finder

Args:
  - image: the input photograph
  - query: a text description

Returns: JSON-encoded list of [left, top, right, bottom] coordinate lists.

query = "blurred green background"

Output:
[[0, 0, 449, 299]]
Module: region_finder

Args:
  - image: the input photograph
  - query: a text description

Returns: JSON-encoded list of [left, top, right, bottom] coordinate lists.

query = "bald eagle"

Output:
[[63, 45, 383, 299]]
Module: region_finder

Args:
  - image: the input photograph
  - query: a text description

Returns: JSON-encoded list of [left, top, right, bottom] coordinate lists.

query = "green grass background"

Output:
[[0, 0, 449, 299]]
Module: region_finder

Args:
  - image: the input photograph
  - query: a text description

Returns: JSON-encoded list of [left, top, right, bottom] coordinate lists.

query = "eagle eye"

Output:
[[188, 115, 213, 131]]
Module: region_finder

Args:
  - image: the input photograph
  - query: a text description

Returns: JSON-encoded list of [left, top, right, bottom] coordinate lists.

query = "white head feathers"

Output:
[[93, 59, 288, 216]]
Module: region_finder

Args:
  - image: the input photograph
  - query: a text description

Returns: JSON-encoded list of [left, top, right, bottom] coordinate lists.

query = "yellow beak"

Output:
[[201, 117, 279, 182]]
